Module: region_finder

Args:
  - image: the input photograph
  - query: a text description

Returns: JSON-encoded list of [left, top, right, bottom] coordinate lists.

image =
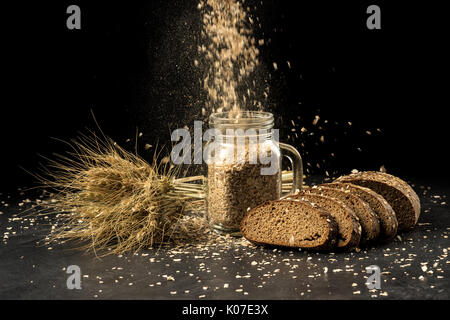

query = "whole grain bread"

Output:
[[335, 171, 420, 231], [322, 182, 398, 242], [306, 185, 380, 244], [288, 193, 361, 250], [240, 199, 338, 250]]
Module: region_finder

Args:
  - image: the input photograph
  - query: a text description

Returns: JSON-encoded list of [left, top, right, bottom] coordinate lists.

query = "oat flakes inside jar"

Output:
[[205, 111, 303, 235]]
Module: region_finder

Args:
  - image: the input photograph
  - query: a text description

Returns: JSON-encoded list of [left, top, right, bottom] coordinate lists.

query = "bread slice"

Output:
[[322, 182, 398, 242], [335, 171, 420, 231], [240, 200, 338, 250], [288, 193, 361, 250], [306, 185, 380, 244]]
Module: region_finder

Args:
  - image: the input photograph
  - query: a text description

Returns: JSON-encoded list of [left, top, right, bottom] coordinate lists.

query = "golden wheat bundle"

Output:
[[36, 133, 208, 256]]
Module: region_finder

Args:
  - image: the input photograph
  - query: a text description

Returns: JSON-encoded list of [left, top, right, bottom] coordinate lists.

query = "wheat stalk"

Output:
[[36, 133, 208, 256]]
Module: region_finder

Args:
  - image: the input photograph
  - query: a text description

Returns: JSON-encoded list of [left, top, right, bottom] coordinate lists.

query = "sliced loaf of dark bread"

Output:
[[240, 200, 338, 250], [335, 171, 420, 231], [306, 186, 380, 244], [322, 182, 398, 241], [288, 193, 361, 250]]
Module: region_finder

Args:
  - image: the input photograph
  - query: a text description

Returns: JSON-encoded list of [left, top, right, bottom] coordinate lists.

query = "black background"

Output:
[[1, 0, 448, 191]]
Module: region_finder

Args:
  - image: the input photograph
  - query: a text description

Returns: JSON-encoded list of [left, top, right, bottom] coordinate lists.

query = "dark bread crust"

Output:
[[288, 193, 362, 251], [240, 200, 339, 251], [335, 171, 420, 231], [307, 185, 380, 244], [322, 182, 398, 242]]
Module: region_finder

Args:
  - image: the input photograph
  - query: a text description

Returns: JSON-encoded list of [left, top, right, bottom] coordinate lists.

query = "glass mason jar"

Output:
[[205, 111, 303, 235]]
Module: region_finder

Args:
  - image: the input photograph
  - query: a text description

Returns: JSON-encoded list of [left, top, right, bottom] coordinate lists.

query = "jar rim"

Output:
[[209, 111, 274, 130]]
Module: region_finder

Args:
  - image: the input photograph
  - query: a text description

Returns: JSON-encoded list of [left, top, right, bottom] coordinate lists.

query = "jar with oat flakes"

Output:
[[205, 111, 303, 235]]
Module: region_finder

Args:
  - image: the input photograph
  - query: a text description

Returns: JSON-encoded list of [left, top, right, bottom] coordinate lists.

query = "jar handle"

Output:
[[279, 142, 303, 196]]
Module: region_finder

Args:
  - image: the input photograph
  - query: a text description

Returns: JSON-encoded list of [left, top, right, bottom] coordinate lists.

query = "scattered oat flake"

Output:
[[313, 115, 320, 125]]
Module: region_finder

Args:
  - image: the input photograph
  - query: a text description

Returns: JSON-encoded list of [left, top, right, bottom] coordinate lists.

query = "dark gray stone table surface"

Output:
[[0, 177, 448, 300]]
